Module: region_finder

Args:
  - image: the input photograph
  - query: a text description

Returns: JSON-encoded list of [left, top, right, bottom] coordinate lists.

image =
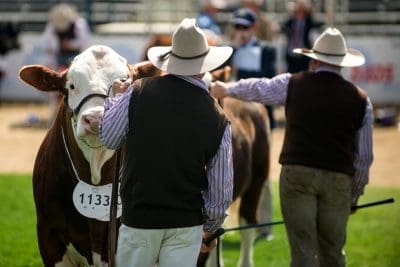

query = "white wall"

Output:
[[0, 33, 150, 102], [1, 33, 400, 106], [342, 36, 400, 106]]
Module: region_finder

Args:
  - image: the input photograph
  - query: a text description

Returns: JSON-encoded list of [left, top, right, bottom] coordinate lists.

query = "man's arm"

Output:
[[100, 80, 132, 149], [352, 97, 374, 206], [203, 124, 233, 232], [211, 73, 291, 105], [202, 124, 233, 252]]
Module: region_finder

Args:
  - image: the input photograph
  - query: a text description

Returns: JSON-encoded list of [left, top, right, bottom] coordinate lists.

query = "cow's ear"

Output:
[[19, 65, 66, 92], [211, 66, 231, 82], [129, 61, 161, 80]]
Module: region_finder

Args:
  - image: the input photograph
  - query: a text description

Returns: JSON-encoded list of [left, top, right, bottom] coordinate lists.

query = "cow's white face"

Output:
[[19, 46, 161, 185], [64, 45, 131, 183], [66, 46, 129, 146]]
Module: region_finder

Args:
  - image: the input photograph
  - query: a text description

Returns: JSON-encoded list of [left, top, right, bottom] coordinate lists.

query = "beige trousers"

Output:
[[116, 224, 203, 267], [279, 165, 352, 267]]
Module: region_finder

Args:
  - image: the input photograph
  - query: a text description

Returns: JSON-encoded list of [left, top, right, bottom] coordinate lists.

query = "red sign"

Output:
[[351, 64, 394, 84]]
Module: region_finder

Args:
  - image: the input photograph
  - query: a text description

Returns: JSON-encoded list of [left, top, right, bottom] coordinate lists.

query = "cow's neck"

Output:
[[61, 104, 114, 185]]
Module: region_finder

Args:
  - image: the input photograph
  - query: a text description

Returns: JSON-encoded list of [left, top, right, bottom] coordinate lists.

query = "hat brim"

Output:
[[148, 46, 233, 75], [232, 18, 253, 27], [293, 48, 365, 67]]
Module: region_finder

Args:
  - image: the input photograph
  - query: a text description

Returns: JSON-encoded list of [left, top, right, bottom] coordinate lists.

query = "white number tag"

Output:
[[72, 180, 122, 222]]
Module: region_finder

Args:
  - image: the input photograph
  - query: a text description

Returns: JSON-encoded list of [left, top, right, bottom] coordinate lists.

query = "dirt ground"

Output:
[[0, 103, 399, 187]]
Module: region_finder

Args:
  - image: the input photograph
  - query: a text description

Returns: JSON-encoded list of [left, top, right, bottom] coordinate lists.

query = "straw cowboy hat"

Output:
[[294, 27, 365, 67], [147, 18, 233, 76], [49, 3, 79, 31]]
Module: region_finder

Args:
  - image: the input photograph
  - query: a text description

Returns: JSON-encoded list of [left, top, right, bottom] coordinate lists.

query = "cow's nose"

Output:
[[82, 113, 102, 134]]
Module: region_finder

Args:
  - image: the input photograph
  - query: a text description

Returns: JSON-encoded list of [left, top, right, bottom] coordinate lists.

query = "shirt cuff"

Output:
[[204, 217, 225, 233]]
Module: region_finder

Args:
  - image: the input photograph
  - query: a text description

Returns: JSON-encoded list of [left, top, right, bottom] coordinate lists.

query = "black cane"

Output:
[[108, 149, 121, 267], [203, 220, 285, 246], [204, 198, 395, 245], [351, 197, 395, 211]]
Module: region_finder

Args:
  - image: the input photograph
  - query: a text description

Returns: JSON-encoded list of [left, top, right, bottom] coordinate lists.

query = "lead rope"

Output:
[[216, 236, 221, 267], [109, 149, 121, 267]]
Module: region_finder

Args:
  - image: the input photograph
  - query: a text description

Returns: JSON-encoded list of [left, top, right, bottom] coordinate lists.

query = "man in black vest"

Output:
[[42, 3, 90, 70], [210, 27, 374, 267], [41, 3, 90, 125], [282, 0, 323, 73], [100, 18, 233, 267]]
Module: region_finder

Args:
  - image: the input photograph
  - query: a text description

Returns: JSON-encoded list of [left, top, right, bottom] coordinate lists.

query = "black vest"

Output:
[[120, 75, 228, 228], [279, 71, 367, 175], [55, 22, 80, 54]]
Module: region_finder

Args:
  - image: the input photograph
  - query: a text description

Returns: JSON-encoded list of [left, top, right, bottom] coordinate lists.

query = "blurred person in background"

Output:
[[229, 7, 277, 129], [197, 0, 223, 35], [41, 3, 90, 70], [282, 0, 323, 73], [0, 21, 20, 104], [40, 3, 90, 125], [242, 0, 280, 42], [228, 7, 277, 241]]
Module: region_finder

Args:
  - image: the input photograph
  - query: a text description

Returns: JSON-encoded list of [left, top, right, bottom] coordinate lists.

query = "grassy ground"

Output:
[[0, 174, 399, 267]]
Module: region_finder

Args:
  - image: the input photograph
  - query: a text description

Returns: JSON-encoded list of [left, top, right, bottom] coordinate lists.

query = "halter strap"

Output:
[[72, 93, 108, 116], [61, 126, 81, 182]]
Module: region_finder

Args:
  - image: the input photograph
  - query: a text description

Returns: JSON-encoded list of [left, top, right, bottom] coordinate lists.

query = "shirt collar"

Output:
[[173, 74, 209, 92], [243, 36, 258, 48], [315, 65, 342, 76]]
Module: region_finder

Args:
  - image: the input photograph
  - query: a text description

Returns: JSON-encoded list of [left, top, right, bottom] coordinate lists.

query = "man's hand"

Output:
[[210, 81, 228, 99], [350, 200, 358, 215], [200, 231, 217, 253], [111, 78, 131, 95]]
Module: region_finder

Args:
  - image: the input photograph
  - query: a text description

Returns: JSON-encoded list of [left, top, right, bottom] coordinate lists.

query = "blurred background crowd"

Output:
[[0, 0, 399, 126]]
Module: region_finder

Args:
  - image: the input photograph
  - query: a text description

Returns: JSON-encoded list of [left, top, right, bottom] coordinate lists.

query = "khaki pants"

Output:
[[116, 224, 203, 267], [279, 165, 352, 267]]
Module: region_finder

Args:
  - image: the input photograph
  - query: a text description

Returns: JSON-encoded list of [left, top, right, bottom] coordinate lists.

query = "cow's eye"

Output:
[[69, 84, 75, 90]]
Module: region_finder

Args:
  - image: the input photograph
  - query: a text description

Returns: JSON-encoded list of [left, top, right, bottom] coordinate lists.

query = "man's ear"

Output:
[[211, 66, 231, 82], [129, 61, 162, 80]]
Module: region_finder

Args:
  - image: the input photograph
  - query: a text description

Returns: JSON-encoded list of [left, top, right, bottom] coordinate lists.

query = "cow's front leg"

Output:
[[257, 180, 274, 240], [89, 220, 109, 266], [36, 223, 71, 267], [237, 218, 256, 267], [205, 241, 225, 267], [92, 252, 108, 267], [55, 243, 90, 267]]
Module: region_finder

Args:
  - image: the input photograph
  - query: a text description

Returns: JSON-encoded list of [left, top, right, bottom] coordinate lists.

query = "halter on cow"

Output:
[[19, 45, 160, 266]]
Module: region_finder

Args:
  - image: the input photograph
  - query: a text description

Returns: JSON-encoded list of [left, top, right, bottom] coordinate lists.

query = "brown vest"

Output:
[[121, 75, 228, 228], [279, 71, 367, 175]]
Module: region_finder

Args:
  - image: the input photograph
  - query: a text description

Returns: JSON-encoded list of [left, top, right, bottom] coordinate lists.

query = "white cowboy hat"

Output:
[[293, 27, 365, 67], [49, 3, 79, 31], [147, 18, 233, 76]]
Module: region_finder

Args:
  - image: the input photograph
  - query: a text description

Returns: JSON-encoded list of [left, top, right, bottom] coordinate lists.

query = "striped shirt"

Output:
[[227, 67, 373, 204], [100, 75, 233, 233]]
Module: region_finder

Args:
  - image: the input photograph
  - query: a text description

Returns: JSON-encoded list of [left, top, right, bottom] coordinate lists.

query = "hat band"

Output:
[[159, 49, 210, 60], [313, 49, 346, 57]]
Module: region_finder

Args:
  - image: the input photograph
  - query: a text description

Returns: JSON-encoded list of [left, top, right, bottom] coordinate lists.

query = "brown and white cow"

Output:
[[19, 45, 160, 266]]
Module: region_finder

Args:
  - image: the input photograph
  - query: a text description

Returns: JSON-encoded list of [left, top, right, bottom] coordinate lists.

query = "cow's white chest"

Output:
[[77, 138, 115, 185]]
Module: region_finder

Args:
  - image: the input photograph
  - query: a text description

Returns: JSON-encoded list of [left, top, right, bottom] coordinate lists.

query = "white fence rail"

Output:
[[1, 32, 399, 106]]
